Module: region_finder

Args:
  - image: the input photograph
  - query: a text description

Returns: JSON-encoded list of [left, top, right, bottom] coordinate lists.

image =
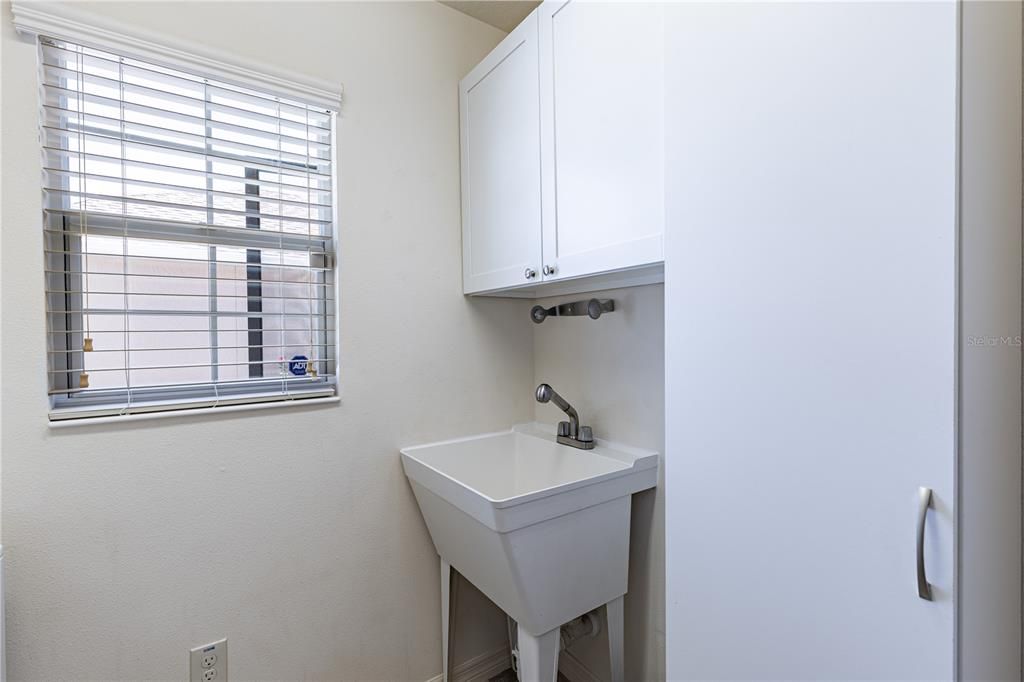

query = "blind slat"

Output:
[[38, 65, 331, 147], [43, 125, 332, 177], [42, 99, 330, 157], [48, 309, 335, 318], [44, 167, 332, 211], [49, 358, 334, 374], [40, 88, 331, 154], [44, 245, 333, 269], [44, 149, 332, 194], [37, 57, 333, 134], [46, 270, 335, 287], [46, 291, 332, 302], [48, 376, 336, 397], [49, 327, 338, 335], [49, 343, 335, 354], [43, 216, 332, 251], [41, 41, 334, 127], [44, 188, 332, 226]]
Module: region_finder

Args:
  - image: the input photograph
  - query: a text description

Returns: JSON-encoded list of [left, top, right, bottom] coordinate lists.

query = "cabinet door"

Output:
[[460, 12, 542, 294], [538, 1, 664, 282], [664, 2, 958, 679]]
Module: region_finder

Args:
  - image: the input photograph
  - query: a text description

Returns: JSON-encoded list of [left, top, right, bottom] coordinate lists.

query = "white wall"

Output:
[[532, 284, 664, 682], [958, 1, 1023, 678], [0, 2, 527, 679]]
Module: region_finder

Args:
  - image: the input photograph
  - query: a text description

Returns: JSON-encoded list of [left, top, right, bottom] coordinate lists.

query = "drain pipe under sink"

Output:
[[507, 610, 602, 675]]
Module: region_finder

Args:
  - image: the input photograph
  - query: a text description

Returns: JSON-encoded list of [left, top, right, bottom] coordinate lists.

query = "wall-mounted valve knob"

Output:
[[530, 298, 615, 324]]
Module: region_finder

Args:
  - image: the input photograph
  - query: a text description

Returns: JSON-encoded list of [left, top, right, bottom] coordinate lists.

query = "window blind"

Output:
[[40, 37, 337, 421]]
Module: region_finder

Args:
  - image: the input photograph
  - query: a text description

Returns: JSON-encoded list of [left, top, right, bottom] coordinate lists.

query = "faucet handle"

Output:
[[579, 426, 593, 443], [557, 421, 570, 437]]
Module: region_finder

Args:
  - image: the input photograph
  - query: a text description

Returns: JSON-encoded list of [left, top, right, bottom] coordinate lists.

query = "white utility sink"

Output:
[[401, 423, 658, 682]]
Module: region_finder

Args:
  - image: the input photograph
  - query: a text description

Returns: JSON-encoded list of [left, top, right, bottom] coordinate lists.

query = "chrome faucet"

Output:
[[535, 383, 595, 450]]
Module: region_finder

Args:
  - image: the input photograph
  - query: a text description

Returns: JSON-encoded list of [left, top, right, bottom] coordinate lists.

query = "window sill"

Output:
[[48, 394, 340, 428]]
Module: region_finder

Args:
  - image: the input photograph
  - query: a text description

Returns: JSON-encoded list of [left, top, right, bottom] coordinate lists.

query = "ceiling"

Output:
[[439, 1, 540, 33]]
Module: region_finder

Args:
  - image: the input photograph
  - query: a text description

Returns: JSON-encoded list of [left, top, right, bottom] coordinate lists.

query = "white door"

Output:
[[537, 0, 663, 283], [460, 12, 542, 294], [664, 3, 957, 679]]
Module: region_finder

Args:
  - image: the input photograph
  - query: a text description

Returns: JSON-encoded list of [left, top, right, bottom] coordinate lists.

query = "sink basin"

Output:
[[400, 423, 658, 638]]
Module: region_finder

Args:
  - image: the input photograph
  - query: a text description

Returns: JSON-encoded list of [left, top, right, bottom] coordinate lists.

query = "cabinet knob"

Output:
[[524, 267, 537, 280], [543, 264, 557, 276]]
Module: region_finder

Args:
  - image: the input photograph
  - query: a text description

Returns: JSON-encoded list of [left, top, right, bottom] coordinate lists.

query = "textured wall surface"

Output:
[[533, 284, 665, 682], [0, 2, 527, 679]]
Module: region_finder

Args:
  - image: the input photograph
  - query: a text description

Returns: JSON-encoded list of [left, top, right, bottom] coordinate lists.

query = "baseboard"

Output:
[[558, 650, 602, 682], [425, 645, 512, 682], [426, 644, 598, 682], [455, 645, 512, 681]]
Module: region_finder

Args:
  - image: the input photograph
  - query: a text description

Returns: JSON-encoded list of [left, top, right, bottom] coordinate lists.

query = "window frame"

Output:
[[40, 38, 340, 422]]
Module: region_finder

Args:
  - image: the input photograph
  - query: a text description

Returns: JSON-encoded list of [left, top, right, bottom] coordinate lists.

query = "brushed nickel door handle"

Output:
[[917, 487, 934, 601]]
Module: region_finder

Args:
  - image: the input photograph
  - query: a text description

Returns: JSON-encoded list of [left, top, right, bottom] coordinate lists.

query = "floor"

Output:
[[488, 669, 570, 682], [488, 670, 517, 682]]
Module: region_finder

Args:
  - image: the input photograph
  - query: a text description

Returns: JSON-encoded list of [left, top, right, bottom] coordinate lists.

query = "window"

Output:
[[39, 37, 337, 421]]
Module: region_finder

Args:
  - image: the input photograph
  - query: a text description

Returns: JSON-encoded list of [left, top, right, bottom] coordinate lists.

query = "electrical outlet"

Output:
[[190, 639, 227, 682]]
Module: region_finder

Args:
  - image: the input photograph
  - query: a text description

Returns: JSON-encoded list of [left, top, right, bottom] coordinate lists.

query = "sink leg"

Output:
[[516, 625, 560, 682], [607, 595, 624, 682], [441, 559, 453, 682]]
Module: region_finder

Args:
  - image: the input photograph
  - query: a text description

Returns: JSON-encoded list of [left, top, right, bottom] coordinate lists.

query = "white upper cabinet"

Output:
[[538, 1, 665, 283], [459, 2, 664, 296], [460, 12, 543, 294]]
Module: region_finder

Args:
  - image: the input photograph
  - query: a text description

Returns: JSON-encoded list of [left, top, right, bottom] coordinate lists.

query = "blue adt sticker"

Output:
[[288, 355, 308, 376]]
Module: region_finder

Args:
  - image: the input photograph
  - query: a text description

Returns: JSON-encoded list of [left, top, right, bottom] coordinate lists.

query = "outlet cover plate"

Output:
[[190, 638, 227, 682]]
